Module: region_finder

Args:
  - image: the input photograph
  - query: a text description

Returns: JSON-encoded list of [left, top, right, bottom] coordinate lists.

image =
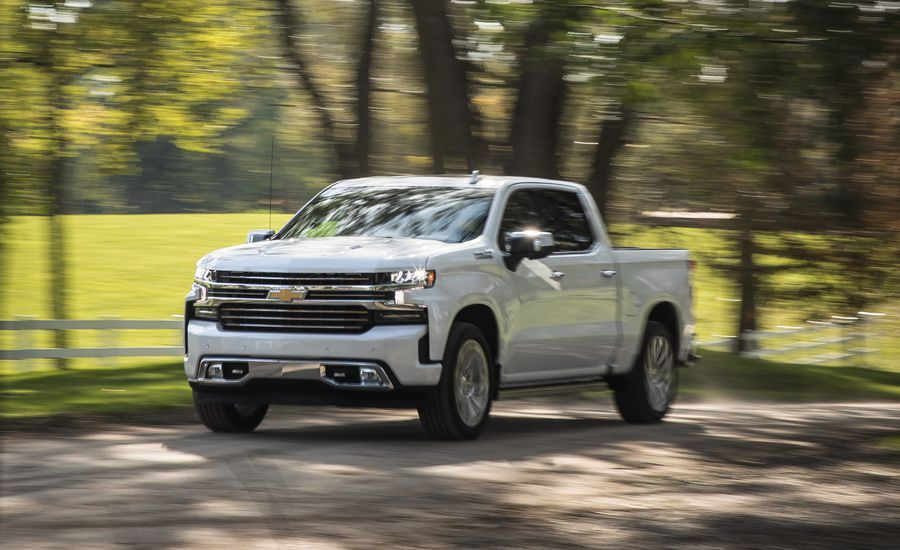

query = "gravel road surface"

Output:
[[2, 397, 899, 549]]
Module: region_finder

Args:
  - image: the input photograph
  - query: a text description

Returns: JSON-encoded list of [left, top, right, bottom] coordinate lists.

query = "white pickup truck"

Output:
[[185, 174, 696, 439]]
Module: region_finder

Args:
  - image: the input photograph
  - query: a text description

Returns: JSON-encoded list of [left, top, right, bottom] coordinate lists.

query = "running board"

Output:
[[497, 378, 609, 400]]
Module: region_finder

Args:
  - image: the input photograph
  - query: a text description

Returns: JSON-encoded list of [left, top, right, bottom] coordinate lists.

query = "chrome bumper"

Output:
[[195, 357, 394, 390], [184, 320, 441, 387]]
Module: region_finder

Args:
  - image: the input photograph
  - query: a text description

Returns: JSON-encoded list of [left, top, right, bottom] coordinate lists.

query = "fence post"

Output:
[[832, 315, 858, 365], [858, 311, 886, 369], [101, 315, 119, 369], [738, 330, 758, 356], [171, 315, 184, 349], [14, 315, 36, 372]]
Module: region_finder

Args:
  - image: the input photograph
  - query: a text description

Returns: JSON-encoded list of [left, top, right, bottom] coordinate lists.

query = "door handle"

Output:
[[550, 271, 566, 280], [601, 270, 617, 278]]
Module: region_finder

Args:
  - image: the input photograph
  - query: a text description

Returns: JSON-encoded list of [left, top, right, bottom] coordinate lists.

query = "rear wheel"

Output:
[[194, 394, 268, 433], [418, 323, 494, 440], [611, 321, 678, 423]]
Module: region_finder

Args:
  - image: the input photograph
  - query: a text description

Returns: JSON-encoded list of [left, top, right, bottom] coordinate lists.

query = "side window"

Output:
[[533, 189, 595, 252], [497, 189, 539, 249]]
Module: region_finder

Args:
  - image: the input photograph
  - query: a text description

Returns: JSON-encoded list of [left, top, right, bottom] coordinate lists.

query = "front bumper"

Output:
[[184, 320, 441, 387]]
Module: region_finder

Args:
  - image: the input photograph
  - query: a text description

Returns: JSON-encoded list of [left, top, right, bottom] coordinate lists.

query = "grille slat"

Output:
[[214, 271, 379, 287], [208, 289, 269, 299], [219, 323, 364, 330], [220, 315, 370, 322], [220, 307, 369, 315], [219, 303, 373, 333]]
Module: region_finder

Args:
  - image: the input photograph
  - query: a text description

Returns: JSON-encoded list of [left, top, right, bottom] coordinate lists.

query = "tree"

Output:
[[274, 0, 380, 179], [5, 1, 261, 363], [409, 0, 479, 172]]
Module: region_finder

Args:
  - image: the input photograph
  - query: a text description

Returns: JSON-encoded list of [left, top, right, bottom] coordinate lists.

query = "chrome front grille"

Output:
[[213, 271, 379, 286], [207, 287, 392, 301], [219, 303, 374, 333], [195, 271, 426, 332]]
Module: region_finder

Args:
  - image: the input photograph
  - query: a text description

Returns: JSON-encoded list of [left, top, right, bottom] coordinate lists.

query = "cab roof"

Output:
[[331, 174, 584, 192]]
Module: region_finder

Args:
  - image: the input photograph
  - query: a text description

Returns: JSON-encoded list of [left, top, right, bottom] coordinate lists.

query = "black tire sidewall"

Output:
[[613, 321, 678, 423], [437, 323, 495, 439], [193, 392, 268, 432]]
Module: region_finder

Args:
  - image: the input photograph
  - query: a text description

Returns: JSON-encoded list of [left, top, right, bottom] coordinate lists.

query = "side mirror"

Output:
[[503, 230, 554, 270], [247, 229, 275, 243]]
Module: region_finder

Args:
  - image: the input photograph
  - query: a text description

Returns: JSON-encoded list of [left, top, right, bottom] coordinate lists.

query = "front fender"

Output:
[[405, 268, 510, 362]]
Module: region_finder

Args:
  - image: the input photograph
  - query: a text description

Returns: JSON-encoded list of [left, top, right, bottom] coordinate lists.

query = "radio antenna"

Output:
[[268, 135, 275, 230]]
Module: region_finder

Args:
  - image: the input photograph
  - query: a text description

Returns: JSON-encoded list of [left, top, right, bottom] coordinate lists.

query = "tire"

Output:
[[194, 394, 268, 433], [611, 321, 678, 424], [418, 323, 495, 440]]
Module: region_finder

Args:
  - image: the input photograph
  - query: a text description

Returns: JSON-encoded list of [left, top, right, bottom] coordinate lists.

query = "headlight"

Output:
[[194, 267, 213, 282], [390, 269, 436, 288]]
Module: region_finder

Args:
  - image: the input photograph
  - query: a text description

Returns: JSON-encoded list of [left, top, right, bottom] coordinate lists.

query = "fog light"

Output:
[[205, 363, 223, 379], [359, 367, 382, 385]]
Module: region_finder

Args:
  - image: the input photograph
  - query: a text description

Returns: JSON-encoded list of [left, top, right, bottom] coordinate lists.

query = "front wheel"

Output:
[[418, 323, 494, 440], [611, 321, 678, 423], [194, 393, 268, 433]]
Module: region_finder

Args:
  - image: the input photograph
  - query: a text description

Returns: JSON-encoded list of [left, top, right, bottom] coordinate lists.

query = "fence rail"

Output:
[[1, 317, 182, 361], [698, 311, 885, 365]]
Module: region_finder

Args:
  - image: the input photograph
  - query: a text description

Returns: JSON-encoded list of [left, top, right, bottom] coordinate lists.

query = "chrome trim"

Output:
[[196, 357, 394, 390], [195, 296, 426, 310], [195, 280, 428, 292]]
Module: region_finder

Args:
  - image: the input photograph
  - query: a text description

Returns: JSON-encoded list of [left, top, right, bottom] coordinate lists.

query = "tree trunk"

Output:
[[0, 114, 8, 321], [508, 19, 566, 179], [47, 73, 70, 369], [587, 106, 633, 221], [354, 0, 378, 176], [409, 0, 477, 173], [735, 219, 758, 353], [274, 0, 356, 178]]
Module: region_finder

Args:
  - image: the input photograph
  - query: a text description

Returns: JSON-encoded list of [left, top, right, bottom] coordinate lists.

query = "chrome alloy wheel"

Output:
[[454, 340, 490, 428], [643, 334, 675, 412]]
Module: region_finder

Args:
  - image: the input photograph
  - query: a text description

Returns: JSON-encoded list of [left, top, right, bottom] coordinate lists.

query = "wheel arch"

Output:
[[452, 303, 501, 399], [643, 300, 681, 357]]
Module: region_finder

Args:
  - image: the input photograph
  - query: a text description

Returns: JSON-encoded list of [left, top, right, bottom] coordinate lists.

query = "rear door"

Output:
[[500, 186, 619, 384]]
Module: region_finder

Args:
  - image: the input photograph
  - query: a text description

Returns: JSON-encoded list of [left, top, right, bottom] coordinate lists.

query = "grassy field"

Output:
[[4, 213, 888, 331], [1, 212, 897, 413], [1, 213, 294, 370], [1, 212, 294, 321]]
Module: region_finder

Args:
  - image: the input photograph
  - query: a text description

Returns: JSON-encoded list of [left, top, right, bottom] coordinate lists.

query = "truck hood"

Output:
[[197, 236, 454, 273]]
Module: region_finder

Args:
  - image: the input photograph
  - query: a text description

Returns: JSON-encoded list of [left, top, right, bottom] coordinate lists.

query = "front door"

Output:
[[499, 186, 618, 385]]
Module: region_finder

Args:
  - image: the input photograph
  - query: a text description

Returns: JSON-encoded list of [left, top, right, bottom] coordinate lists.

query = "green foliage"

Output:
[[0, 362, 192, 419], [1, 0, 898, 345], [680, 350, 900, 402]]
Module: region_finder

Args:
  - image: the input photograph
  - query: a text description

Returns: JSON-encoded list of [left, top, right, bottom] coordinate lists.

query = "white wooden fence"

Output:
[[0, 317, 182, 361], [698, 311, 885, 364]]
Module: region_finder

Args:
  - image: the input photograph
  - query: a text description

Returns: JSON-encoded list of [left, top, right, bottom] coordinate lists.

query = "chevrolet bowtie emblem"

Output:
[[268, 288, 308, 302]]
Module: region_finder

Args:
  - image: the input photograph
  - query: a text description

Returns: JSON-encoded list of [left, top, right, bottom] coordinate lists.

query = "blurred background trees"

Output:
[[1, 0, 898, 349]]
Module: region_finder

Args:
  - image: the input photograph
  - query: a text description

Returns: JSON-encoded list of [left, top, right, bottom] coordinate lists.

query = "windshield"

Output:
[[278, 186, 495, 243]]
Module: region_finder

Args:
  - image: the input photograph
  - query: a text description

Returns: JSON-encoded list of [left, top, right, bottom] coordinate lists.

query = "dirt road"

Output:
[[2, 397, 899, 549]]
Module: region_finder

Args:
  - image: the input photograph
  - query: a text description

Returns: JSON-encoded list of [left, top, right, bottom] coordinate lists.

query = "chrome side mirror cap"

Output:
[[504, 230, 554, 269], [247, 229, 275, 243]]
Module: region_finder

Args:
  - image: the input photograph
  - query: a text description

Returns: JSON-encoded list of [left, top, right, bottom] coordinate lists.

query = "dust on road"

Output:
[[2, 398, 899, 549]]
